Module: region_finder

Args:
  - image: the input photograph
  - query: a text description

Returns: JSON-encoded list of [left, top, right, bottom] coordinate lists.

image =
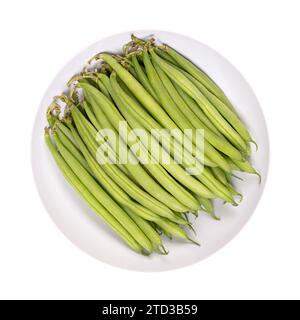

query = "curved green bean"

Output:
[[79, 81, 195, 213], [150, 49, 247, 154], [52, 130, 153, 253], [45, 128, 143, 254], [71, 107, 181, 220], [99, 53, 178, 129], [109, 73, 217, 203], [177, 66, 252, 143], [153, 60, 243, 162], [131, 54, 158, 100], [163, 45, 236, 112], [55, 123, 94, 176]]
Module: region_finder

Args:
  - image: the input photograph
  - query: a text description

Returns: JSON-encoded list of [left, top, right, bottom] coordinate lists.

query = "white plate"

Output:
[[31, 30, 269, 272]]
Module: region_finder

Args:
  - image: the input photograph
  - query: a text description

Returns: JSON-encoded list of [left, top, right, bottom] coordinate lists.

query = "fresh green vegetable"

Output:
[[150, 49, 248, 154], [45, 128, 143, 253], [44, 34, 259, 255], [78, 82, 192, 213]]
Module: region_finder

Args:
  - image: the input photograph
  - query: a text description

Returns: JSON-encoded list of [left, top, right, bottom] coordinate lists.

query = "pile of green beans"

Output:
[[45, 35, 259, 255]]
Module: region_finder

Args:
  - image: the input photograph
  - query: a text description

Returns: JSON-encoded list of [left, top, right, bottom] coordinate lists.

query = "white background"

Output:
[[0, 0, 299, 300]]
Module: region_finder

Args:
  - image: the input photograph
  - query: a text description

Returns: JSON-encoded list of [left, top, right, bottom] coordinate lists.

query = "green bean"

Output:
[[210, 167, 241, 199], [102, 72, 184, 189], [45, 128, 143, 254], [119, 91, 235, 205], [77, 110, 188, 224], [118, 82, 236, 206], [43, 37, 260, 255], [106, 74, 219, 198], [55, 124, 94, 176], [154, 47, 178, 65], [81, 100, 141, 184], [74, 99, 130, 176], [70, 123, 164, 222], [128, 65, 139, 79], [98, 54, 218, 170], [150, 49, 248, 153], [131, 55, 158, 100], [81, 101, 131, 174], [156, 219, 198, 244], [81, 87, 143, 172], [143, 50, 193, 130], [143, 50, 219, 168], [81, 73, 113, 102], [173, 82, 222, 136], [231, 158, 261, 182], [72, 121, 185, 224], [125, 210, 167, 254], [99, 53, 178, 130], [69, 124, 169, 252], [95, 75, 113, 101], [108, 74, 234, 202], [143, 50, 212, 164], [227, 184, 243, 202], [198, 197, 214, 214], [47, 109, 57, 128], [52, 129, 153, 253], [159, 226, 173, 240], [227, 158, 240, 171], [82, 100, 101, 130], [80, 81, 192, 213], [105, 69, 215, 173], [108, 73, 236, 204], [110, 79, 234, 204], [101, 52, 217, 167], [109, 72, 216, 204], [178, 67, 252, 143], [109, 72, 207, 210], [211, 167, 229, 186], [224, 171, 232, 184], [163, 45, 237, 112], [196, 168, 235, 204], [156, 65, 242, 171], [56, 121, 78, 147], [71, 107, 181, 220], [195, 195, 219, 220], [153, 59, 243, 163]]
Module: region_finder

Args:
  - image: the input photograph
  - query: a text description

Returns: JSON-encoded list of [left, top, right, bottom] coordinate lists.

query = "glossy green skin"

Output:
[[112, 72, 235, 204], [70, 124, 164, 250], [45, 130, 143, 254], [173, 82, 222, 136], [71, 112, 189, 226], [53, 131, 153, 253], [79, 82, 191, 213], [150, 49, 247, 154], [105, 75, 219, 200], [164, 45, 236, 113], [177, 66, 252, 142], [109, 72, 202, 210], [131, 55, 158, 100], [71, 107, 181, 221], [100, 53, 178, 129], [56, 124, 94, 176], [153, 61, 243, 161]]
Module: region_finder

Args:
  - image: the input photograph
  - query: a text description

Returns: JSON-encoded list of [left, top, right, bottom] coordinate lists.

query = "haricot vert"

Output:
[[44, 34, 259, 255]]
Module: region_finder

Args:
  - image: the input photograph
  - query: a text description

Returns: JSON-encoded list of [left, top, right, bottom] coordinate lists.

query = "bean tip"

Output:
[[188, 237, 200, 246], [250, 139, 259, 152], [255, 171, 262, 184], [158, 245, 169, 255]]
